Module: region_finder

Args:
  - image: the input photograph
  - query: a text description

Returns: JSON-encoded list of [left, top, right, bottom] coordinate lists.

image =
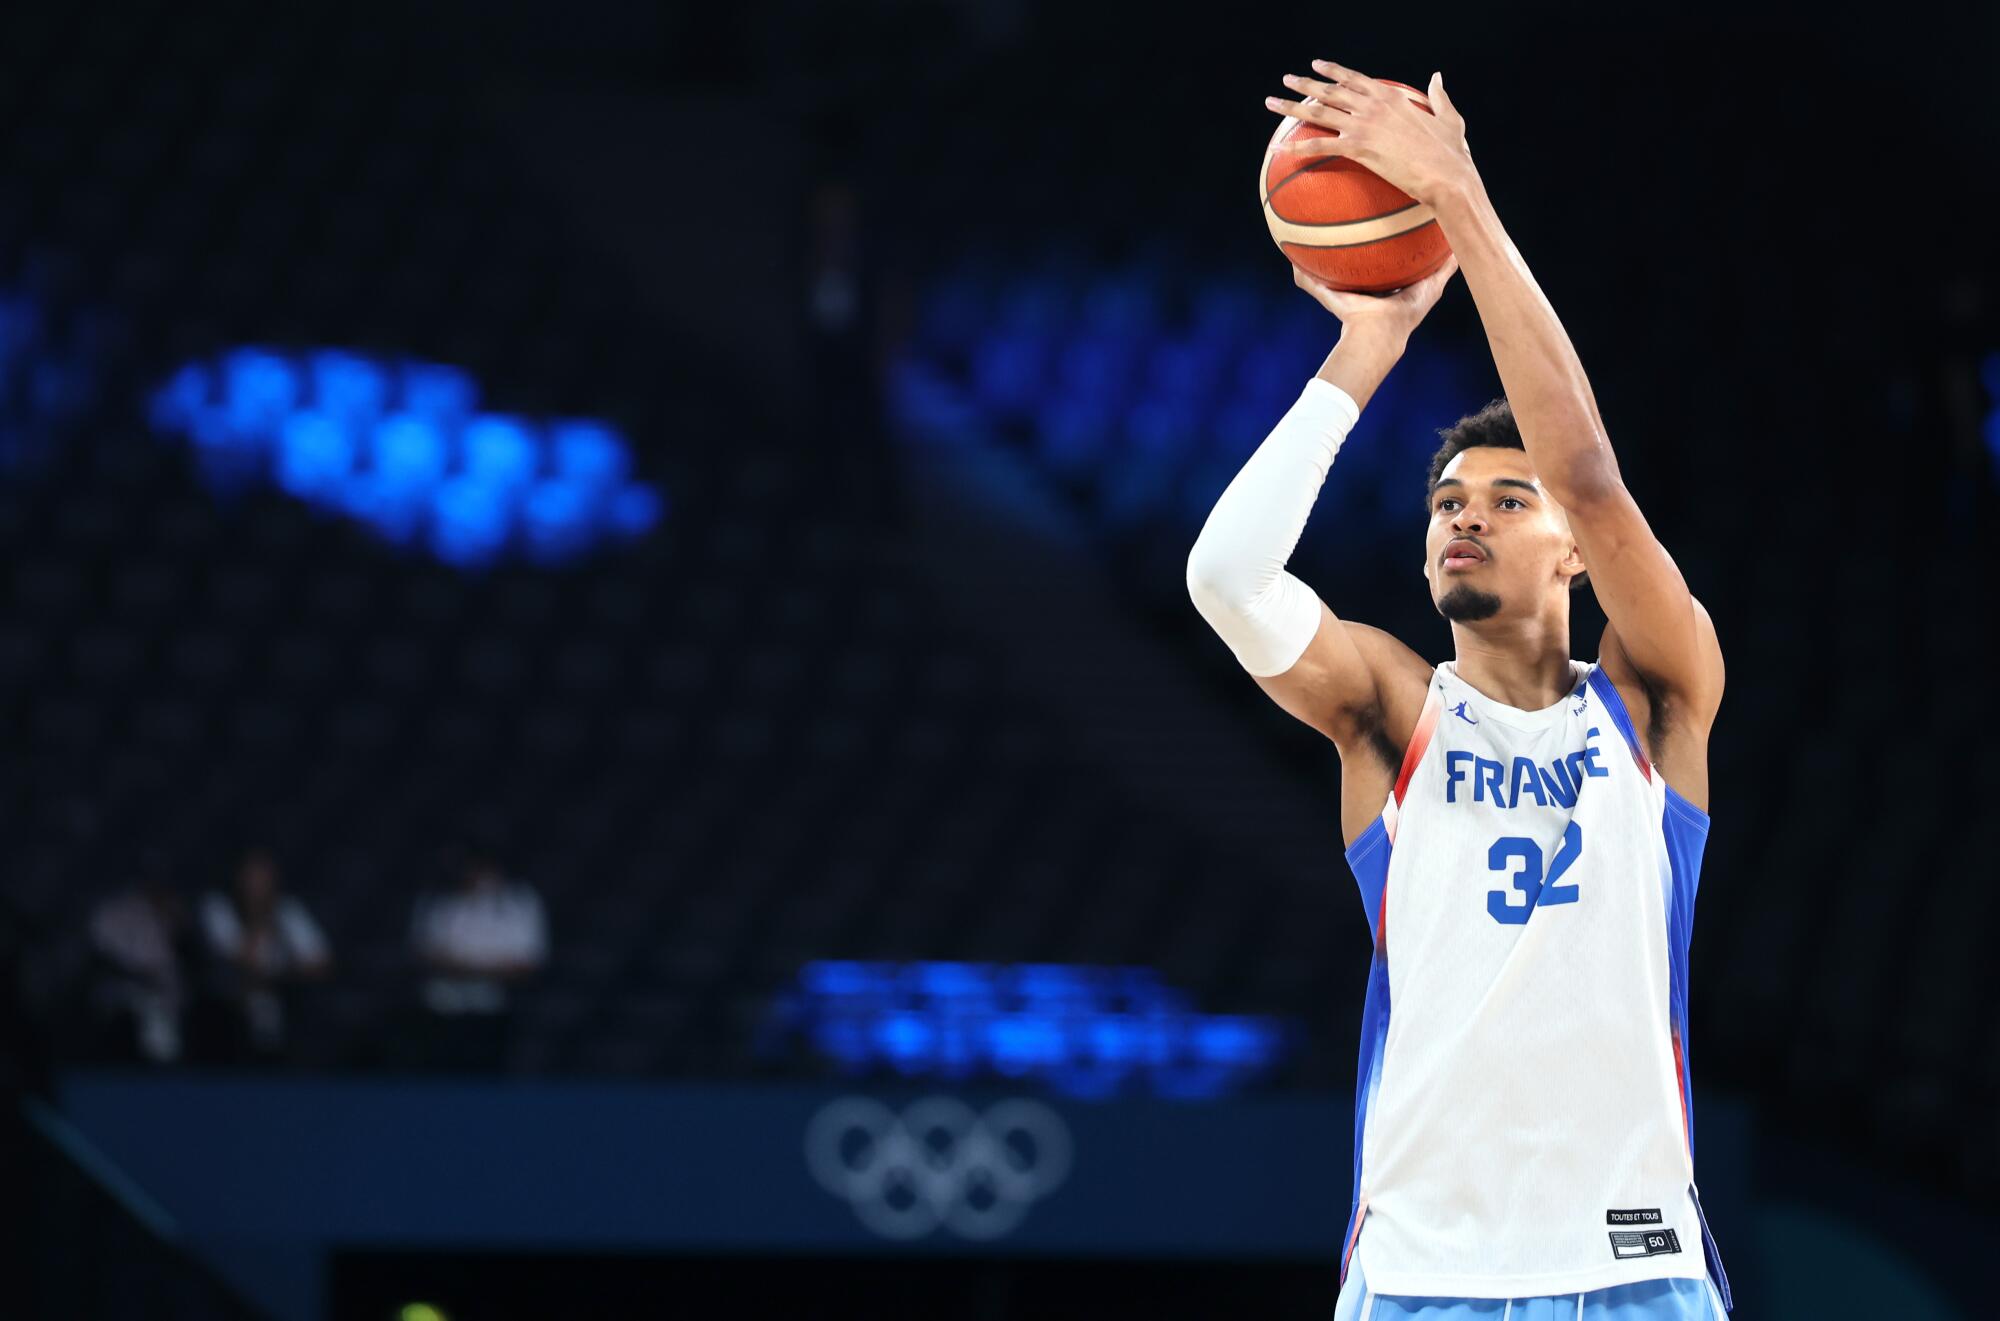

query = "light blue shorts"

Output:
[[1335, 1260, 1729, 1320]]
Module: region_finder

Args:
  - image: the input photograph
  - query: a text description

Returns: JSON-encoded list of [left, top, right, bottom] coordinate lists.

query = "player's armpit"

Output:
[[1564, 481, 1725, 723], [1598, 596, 1724, 724], [1253, 602, 1432, 759]]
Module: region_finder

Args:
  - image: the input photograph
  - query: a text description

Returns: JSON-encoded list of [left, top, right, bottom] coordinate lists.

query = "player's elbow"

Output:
[[1184, 541, 1217, 599], [1185, 535, 1256, 610], [1187, 556, 1259, 658], [1547, 457, 1624, 513], [1185, 554, 1222, 621], [1518, 412, 1623, 510], [1185, 545, 1244, 625]]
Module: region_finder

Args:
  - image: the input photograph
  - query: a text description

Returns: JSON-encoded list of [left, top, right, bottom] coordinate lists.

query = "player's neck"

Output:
[[1449, 616, 1575, 712]]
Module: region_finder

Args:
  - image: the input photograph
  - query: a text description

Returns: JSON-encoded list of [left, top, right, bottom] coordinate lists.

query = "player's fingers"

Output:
[[1310, 59, 1379, 96], [1270, 133, 1349, 159], [1265, 99, 1356, 148], [1429, 71, 1463, 125], [1264, 95, 1346, 129], [1292, 267, 1354, 309], [1318, 286, 1388, 315], [1294, 266, 1343, 298], [1280, 73, 1365, 115]]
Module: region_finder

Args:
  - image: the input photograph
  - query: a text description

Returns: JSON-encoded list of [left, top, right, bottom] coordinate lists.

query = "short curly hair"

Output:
[[1425, 398, 1589, 592]]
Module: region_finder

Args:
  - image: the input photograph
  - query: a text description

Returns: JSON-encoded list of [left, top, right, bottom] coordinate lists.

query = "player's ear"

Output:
[[1549, 505, 1585, 585], [1558, 538, 1588, 586]]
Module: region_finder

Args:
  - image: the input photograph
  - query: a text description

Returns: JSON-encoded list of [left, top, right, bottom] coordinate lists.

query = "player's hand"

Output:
[[1265, 64, 1477, 208], [1293, 253, 1459, 338]]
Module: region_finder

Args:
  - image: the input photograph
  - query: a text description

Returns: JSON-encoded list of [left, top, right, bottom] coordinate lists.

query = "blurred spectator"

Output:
[[84, 855, 195, 1064], [409, 846, 547, 1070], [196, 846, 332, 1065]]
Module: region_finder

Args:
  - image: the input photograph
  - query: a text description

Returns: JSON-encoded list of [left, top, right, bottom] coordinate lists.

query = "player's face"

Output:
[[1422, 447, 1582, 621]]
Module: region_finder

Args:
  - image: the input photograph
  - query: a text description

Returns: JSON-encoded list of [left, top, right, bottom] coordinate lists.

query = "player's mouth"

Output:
[[1442, 538, 1487, 571]]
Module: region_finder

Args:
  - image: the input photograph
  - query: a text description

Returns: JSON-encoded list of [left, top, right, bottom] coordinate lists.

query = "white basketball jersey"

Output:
[[1339, 658, 1732, 1305]]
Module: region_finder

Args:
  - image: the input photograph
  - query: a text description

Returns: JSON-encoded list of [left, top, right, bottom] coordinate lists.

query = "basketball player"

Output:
[[1186, 64, 1733, 1317]]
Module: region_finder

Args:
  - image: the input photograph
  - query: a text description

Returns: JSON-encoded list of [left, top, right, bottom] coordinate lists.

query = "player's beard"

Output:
[[1438, 583, 1503, 622]]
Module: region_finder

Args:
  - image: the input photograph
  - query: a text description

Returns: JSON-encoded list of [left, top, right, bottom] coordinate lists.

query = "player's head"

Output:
[[1421, 399, 1588, 623]]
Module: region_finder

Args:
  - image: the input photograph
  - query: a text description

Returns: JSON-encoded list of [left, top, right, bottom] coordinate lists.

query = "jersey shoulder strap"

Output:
[[1584, 662, 1653, 783]]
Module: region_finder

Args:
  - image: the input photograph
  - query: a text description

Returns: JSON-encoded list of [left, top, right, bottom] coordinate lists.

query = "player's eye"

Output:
[[1499, 497, 1525, 510], [1436, 498, 1458, 512]]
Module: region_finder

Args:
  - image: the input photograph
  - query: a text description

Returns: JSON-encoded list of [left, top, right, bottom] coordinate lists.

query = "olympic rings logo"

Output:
[[805, 1096, 1073, 1241]]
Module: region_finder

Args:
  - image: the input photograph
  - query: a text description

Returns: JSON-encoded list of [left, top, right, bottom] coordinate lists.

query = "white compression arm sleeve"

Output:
[[1185, 377, 1361, 677]]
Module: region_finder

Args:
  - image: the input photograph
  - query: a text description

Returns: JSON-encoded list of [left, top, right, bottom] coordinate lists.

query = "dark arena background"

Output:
[[0, 1, 1995, 1317]]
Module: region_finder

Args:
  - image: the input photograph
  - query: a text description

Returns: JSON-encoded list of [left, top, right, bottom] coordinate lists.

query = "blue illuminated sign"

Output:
[[150, 347, 665, 568], [768, 960, 1290, 1101]]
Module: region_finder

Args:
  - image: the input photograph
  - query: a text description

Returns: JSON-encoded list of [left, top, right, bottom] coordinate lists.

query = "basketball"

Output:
[[1259, 79, 1454, 293]]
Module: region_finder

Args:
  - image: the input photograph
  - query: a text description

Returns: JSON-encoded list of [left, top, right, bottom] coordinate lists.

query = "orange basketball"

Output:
[[1259, 79, 1453, 294]]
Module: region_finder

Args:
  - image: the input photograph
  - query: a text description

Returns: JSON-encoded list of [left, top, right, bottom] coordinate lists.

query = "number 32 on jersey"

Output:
[[1486, 822, 1582, 925]]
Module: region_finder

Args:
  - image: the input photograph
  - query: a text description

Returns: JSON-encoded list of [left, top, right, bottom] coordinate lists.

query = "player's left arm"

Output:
[[1269, 61, 1724, 722]]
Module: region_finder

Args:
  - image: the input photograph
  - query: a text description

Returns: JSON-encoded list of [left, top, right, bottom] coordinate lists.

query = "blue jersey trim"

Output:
[[1585, 664, 1647, 769], [1342, 819, 1394, 1281], [1662, 784, 1729, 1309], [1345, 815, 1390, 940], [1662, 796, 1705, 1155]]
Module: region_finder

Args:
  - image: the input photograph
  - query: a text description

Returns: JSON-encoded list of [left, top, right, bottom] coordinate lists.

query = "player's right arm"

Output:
[[1186, 265, 1452, 830]]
